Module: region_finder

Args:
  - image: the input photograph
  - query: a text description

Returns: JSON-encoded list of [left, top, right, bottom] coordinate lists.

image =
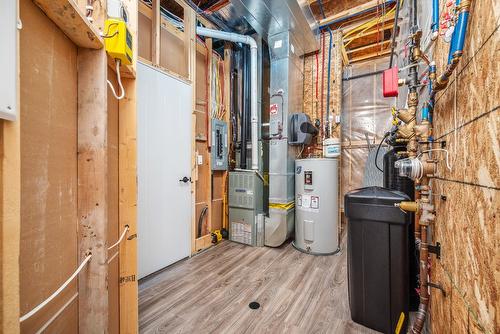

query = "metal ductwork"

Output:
[[224, 0, 319, 55]]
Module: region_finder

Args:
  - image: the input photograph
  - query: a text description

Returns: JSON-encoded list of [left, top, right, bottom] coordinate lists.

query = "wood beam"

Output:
[[1, 110, 21, 334], [33, 0, 103, 49], [350, 49, 391, 63], [152, 0, 160, 65], [119, 0, 138, 332], [347, 40, 391, 54], [222, 44, 231, 231], [343, 21, 394, 42], [77, 47, 109, 333], [1, 1, 20, 331], [319, 0, 394, 27]]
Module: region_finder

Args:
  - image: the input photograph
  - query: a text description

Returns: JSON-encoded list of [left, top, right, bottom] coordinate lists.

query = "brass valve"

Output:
[[395, 201, 419, 212]]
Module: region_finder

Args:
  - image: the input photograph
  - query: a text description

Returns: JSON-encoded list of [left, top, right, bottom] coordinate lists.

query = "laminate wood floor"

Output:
[[138, 236, 380, 334]]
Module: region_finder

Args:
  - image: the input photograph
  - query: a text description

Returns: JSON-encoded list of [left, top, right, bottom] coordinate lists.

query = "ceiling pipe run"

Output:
[[196, 26, 260, 171]]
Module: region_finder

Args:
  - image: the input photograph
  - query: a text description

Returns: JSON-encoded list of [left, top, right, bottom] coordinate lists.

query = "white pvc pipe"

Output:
[[196, 27, 259, 170]]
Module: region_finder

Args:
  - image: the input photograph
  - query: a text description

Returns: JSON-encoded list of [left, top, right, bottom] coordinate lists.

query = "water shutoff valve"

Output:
[[394, 158, 423, 180]]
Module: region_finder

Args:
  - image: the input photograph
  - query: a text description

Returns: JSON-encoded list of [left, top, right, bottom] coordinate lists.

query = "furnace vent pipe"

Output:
[[196, 27, 260, 170]]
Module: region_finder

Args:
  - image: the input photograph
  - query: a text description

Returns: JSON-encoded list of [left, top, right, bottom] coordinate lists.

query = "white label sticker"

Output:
[[311, 196, 319, 209], [291, 44, 295, 54], [274, 40, 282, 49], [302, 195, 311, 208]]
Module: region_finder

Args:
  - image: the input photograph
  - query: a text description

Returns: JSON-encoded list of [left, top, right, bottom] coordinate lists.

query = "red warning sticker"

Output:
[[270, 103, 278, 115]]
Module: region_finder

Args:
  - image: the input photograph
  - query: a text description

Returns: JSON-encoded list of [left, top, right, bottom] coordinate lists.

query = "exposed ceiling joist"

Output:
[[346, 39, 391, 54], [317, 0, 395, 27], [343, 21, 394, 42]]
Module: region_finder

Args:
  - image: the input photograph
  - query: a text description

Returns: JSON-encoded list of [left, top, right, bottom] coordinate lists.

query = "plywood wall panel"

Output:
[[138, 12, 152, 62], [429, 261, 452, 334], [429, 2, 499, 332], [456, 0, 500, 72], [160, 28, 188, 78], [435, 112, 499, 188], [432, 179, 498, 333], [19, 0, 78, 331], [211, 199, 223, 231]]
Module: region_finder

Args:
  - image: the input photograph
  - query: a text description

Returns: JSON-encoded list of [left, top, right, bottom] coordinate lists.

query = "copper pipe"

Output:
[[414, 180, 421, 240], [412, 223, 429, 334]]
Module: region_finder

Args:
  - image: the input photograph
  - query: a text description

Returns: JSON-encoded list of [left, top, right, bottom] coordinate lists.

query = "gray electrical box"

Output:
[[228, 171, 264, 246], [211, 119, 228, 170]]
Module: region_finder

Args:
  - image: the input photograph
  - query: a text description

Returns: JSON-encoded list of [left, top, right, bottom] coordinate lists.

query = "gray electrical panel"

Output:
[[228, 171, 264, 246], [211, 119, 228, 170]]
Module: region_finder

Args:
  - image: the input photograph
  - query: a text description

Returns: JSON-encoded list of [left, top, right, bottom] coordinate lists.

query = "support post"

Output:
[[77, 47, 109, 332], [152, 0, 160, 65], [119, 1, 139, 332]]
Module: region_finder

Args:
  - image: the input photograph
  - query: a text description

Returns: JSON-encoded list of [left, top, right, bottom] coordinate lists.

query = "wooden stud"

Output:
[[1, 1, 20, 329], [33, 0, 103, 49], [223, 44, 232, 230], [119, 0, 138, 332], [151, 0, 160, 65], [184, 5, 198, 254], [77, 47, 109, 333], [0, 122, 20, 333]]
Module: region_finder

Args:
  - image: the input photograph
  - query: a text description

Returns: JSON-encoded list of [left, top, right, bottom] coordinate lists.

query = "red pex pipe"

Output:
[[320, 31, 326, 139]]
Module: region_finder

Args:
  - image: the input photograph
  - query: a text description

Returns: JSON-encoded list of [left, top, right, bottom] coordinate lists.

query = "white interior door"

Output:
[[137, 62, 192, 279]]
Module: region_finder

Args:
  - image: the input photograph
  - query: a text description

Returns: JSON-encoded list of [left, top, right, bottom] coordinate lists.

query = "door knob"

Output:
[[179, 176, 192, 183]]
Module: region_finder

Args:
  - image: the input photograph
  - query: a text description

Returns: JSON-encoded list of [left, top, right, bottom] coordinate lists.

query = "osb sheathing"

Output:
[[19, 0, 78, 332], [429, 0, 499, 333], [303, 30, 343, 153]]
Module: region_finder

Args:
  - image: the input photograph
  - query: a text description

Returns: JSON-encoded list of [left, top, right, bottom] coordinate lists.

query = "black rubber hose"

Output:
[[375, 132, 390, 173], [197, 206, 208, 238]]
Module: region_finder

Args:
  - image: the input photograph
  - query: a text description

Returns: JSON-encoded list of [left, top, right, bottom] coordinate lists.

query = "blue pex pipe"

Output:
[[422, 104, 430, 121], [454, 11, 470, 53], [432, 0, 439, 33]]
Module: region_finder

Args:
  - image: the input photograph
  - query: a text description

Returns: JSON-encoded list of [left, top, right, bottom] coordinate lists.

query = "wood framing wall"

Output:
[[19, 1, 79, 331], [0, 0, 140, 333], [302, 30, 343, 157], [429, 1, 499, 333]]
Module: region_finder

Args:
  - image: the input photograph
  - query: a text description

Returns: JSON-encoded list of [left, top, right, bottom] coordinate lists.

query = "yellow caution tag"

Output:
[[395, 312, 405, 334]]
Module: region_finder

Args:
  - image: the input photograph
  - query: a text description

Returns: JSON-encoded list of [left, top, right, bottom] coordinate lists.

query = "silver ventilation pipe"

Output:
[[196, 27, 259, 170]]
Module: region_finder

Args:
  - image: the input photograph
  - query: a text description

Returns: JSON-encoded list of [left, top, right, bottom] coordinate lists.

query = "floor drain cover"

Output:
[[248, 302, 260, 310]]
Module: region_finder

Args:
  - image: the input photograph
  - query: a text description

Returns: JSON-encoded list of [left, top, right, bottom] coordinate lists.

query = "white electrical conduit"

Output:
[[20, 255, 92, 322], [20, 225, 130, 323], [418, 148, 452, 170], [35, 293, 78, 334], [196, 26, 259, 170], [108, 225, 129, 250], [107, 59, 126, 100]]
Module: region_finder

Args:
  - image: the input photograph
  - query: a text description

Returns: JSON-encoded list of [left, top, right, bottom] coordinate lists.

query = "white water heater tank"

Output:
[[294, 158, 339, 254]]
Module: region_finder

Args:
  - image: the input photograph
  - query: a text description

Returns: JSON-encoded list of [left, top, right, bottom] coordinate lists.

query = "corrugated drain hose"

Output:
[[197, 206, 208, 238]]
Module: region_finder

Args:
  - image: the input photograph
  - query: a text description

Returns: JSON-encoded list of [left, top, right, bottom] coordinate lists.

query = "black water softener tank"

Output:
[[383, 146, 419, 310], [345, 187, 411, 334]]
